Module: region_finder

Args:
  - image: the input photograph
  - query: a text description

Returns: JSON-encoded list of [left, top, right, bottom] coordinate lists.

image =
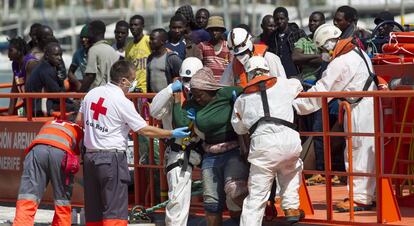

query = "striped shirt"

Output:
[[198, 40, 232, 82]]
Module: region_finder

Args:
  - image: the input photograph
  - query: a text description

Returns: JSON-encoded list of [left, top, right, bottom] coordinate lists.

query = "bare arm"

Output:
[[25, 60, 39, 83], [67, 64, 82, 91], [291, 48, 322, 66], [8, 78, 18, 115], [79, 73, 95, 93], [76, 112, 84, 127], [137, 125, 172, 139]]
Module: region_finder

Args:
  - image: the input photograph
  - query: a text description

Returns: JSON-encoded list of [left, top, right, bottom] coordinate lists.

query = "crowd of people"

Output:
[[8, 3, 397, 226]]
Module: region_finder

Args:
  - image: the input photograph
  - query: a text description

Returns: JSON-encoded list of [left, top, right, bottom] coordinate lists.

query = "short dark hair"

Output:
[[196, 8, 210, 17], [116, 20, 129, 29], [130, 15, 145, 25], [30, 23, 42, 33], [151, 28, 168, 42], [110, 60, 135, 83], [89, 20, 106, 36], [170, 14, 187, 26], [273, 7, 288, 18], [44, 42, 61, 55], [9, 37, 28, 55], [310, 11, 326, 22], [261, 15, 273, 25], [336, 6, 358, 23], [235, 24, 251, 33]]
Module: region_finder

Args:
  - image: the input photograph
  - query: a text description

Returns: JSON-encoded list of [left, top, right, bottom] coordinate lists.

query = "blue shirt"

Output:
[[166, 39, 186, 60], [71, 47, 87, 79]]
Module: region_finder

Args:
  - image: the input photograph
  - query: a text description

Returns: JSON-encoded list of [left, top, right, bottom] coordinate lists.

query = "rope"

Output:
[[129, 180, 204, 222]]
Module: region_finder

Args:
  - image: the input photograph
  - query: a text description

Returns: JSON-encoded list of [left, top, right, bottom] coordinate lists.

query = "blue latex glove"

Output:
[[232, 90, 238, 102], [171, 127, 191, 138], [187, 108, 196, 121], [171, 80, 182, 93]]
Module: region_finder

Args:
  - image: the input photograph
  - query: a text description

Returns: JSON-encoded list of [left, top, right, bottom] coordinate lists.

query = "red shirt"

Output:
[[198, 40, 233, 82]]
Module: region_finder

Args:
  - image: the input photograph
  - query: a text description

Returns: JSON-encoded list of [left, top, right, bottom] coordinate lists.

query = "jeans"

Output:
[[201, 149, 249, 213]]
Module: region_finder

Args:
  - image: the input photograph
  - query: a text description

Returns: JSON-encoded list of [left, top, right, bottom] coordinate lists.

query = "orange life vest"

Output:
[[232, 44, 268, 88], [244, 75, 277, 94], [25, 120, 84, 155]]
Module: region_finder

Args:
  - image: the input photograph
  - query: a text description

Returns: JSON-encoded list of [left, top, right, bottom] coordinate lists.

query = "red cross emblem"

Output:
[[90, 97, 107, 120]]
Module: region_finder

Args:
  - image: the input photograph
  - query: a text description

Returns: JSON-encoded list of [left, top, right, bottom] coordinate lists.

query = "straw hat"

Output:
[[206, 16, 225, 30]]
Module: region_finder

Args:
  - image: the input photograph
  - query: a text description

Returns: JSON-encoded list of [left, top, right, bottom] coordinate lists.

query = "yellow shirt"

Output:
[[125, 35, 151, 93]]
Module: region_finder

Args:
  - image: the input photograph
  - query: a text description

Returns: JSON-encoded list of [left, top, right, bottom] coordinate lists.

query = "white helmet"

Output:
[[313, 24, 341, 48], [245, 56, 269, 73], [179, 57, 203, 78], [227, 27, 253, 55]]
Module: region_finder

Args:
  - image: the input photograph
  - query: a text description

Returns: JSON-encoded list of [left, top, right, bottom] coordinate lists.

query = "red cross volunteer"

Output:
[[77, 60, 190, 226]]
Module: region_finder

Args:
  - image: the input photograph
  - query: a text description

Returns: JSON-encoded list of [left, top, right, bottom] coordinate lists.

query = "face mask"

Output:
[[323, 39, 337, 51], [236, 54, 250, 65], [127, 79, 138, 93], [321, 52, 332, 62], [183, 82, 190, 91]]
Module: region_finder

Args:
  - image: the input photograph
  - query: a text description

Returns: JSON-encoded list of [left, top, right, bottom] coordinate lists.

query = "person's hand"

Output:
[[171, 127, 191, 138], [187, 108, 196, 121], [171, 80, 182, 93], [232, 90, 238, 102]]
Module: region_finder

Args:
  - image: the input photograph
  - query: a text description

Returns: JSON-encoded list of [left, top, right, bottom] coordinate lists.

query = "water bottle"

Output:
[[79, 208, 85, 225], [71, 208, 78, 225]]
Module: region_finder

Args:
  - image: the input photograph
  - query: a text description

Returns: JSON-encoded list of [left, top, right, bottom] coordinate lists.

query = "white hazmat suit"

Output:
[[220, 51, 287, 86], [231, 77, 303, 226], [293, 49, 376, 205], [150, 84, 200, 226]]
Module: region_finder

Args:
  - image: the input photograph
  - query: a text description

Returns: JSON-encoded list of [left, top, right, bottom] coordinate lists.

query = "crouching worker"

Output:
[[182, 67, 249, 225], [231, 56, 304, 225], [150, 57, 204, 226], [13, 120, 84, 226]]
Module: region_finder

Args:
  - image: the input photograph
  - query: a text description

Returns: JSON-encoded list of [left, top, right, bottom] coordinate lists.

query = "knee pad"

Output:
[[224, 179, 248, 201]]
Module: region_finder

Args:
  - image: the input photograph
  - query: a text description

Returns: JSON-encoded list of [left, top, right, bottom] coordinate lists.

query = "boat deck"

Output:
[[294, 184, 414, 226]]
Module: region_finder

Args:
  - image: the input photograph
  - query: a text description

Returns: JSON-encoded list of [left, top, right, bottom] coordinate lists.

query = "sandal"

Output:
[[335, 198, 373, 212]]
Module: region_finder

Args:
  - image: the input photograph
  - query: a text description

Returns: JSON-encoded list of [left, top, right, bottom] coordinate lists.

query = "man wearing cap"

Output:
[[371, 11, 395, 53], [198, 16, 232, 82], [67, 25, 90, 91]]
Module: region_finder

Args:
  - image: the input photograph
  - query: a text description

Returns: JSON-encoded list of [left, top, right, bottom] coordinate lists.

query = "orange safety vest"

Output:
[[232, 44, 268, 88], [25, 120, 84, 155]]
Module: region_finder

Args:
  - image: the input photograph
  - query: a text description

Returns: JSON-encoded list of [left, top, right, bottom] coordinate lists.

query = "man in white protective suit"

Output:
[[293, 24, 376, 212], [149, 57, 204, 226], [220, 27, 286, 87], [231, 56, 304, 225]]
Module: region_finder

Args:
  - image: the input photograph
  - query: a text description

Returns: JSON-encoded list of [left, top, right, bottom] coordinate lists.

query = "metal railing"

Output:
[[1, 90, 414, 224]]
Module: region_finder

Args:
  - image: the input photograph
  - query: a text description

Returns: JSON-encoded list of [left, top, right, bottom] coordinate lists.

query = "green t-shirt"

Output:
[[294, 36, 320, 82], [172, 86, 242, 144]]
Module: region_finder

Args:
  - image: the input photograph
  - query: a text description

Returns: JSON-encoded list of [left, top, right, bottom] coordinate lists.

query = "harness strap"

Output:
[[166, 140, 202, 174], [248, 81, 297, 135], [166, 159, 194, 173], [340, 48, 378, 105]]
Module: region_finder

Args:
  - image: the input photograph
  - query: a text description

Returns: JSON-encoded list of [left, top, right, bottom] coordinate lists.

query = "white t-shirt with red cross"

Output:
[[80, 82, 147, 150]]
